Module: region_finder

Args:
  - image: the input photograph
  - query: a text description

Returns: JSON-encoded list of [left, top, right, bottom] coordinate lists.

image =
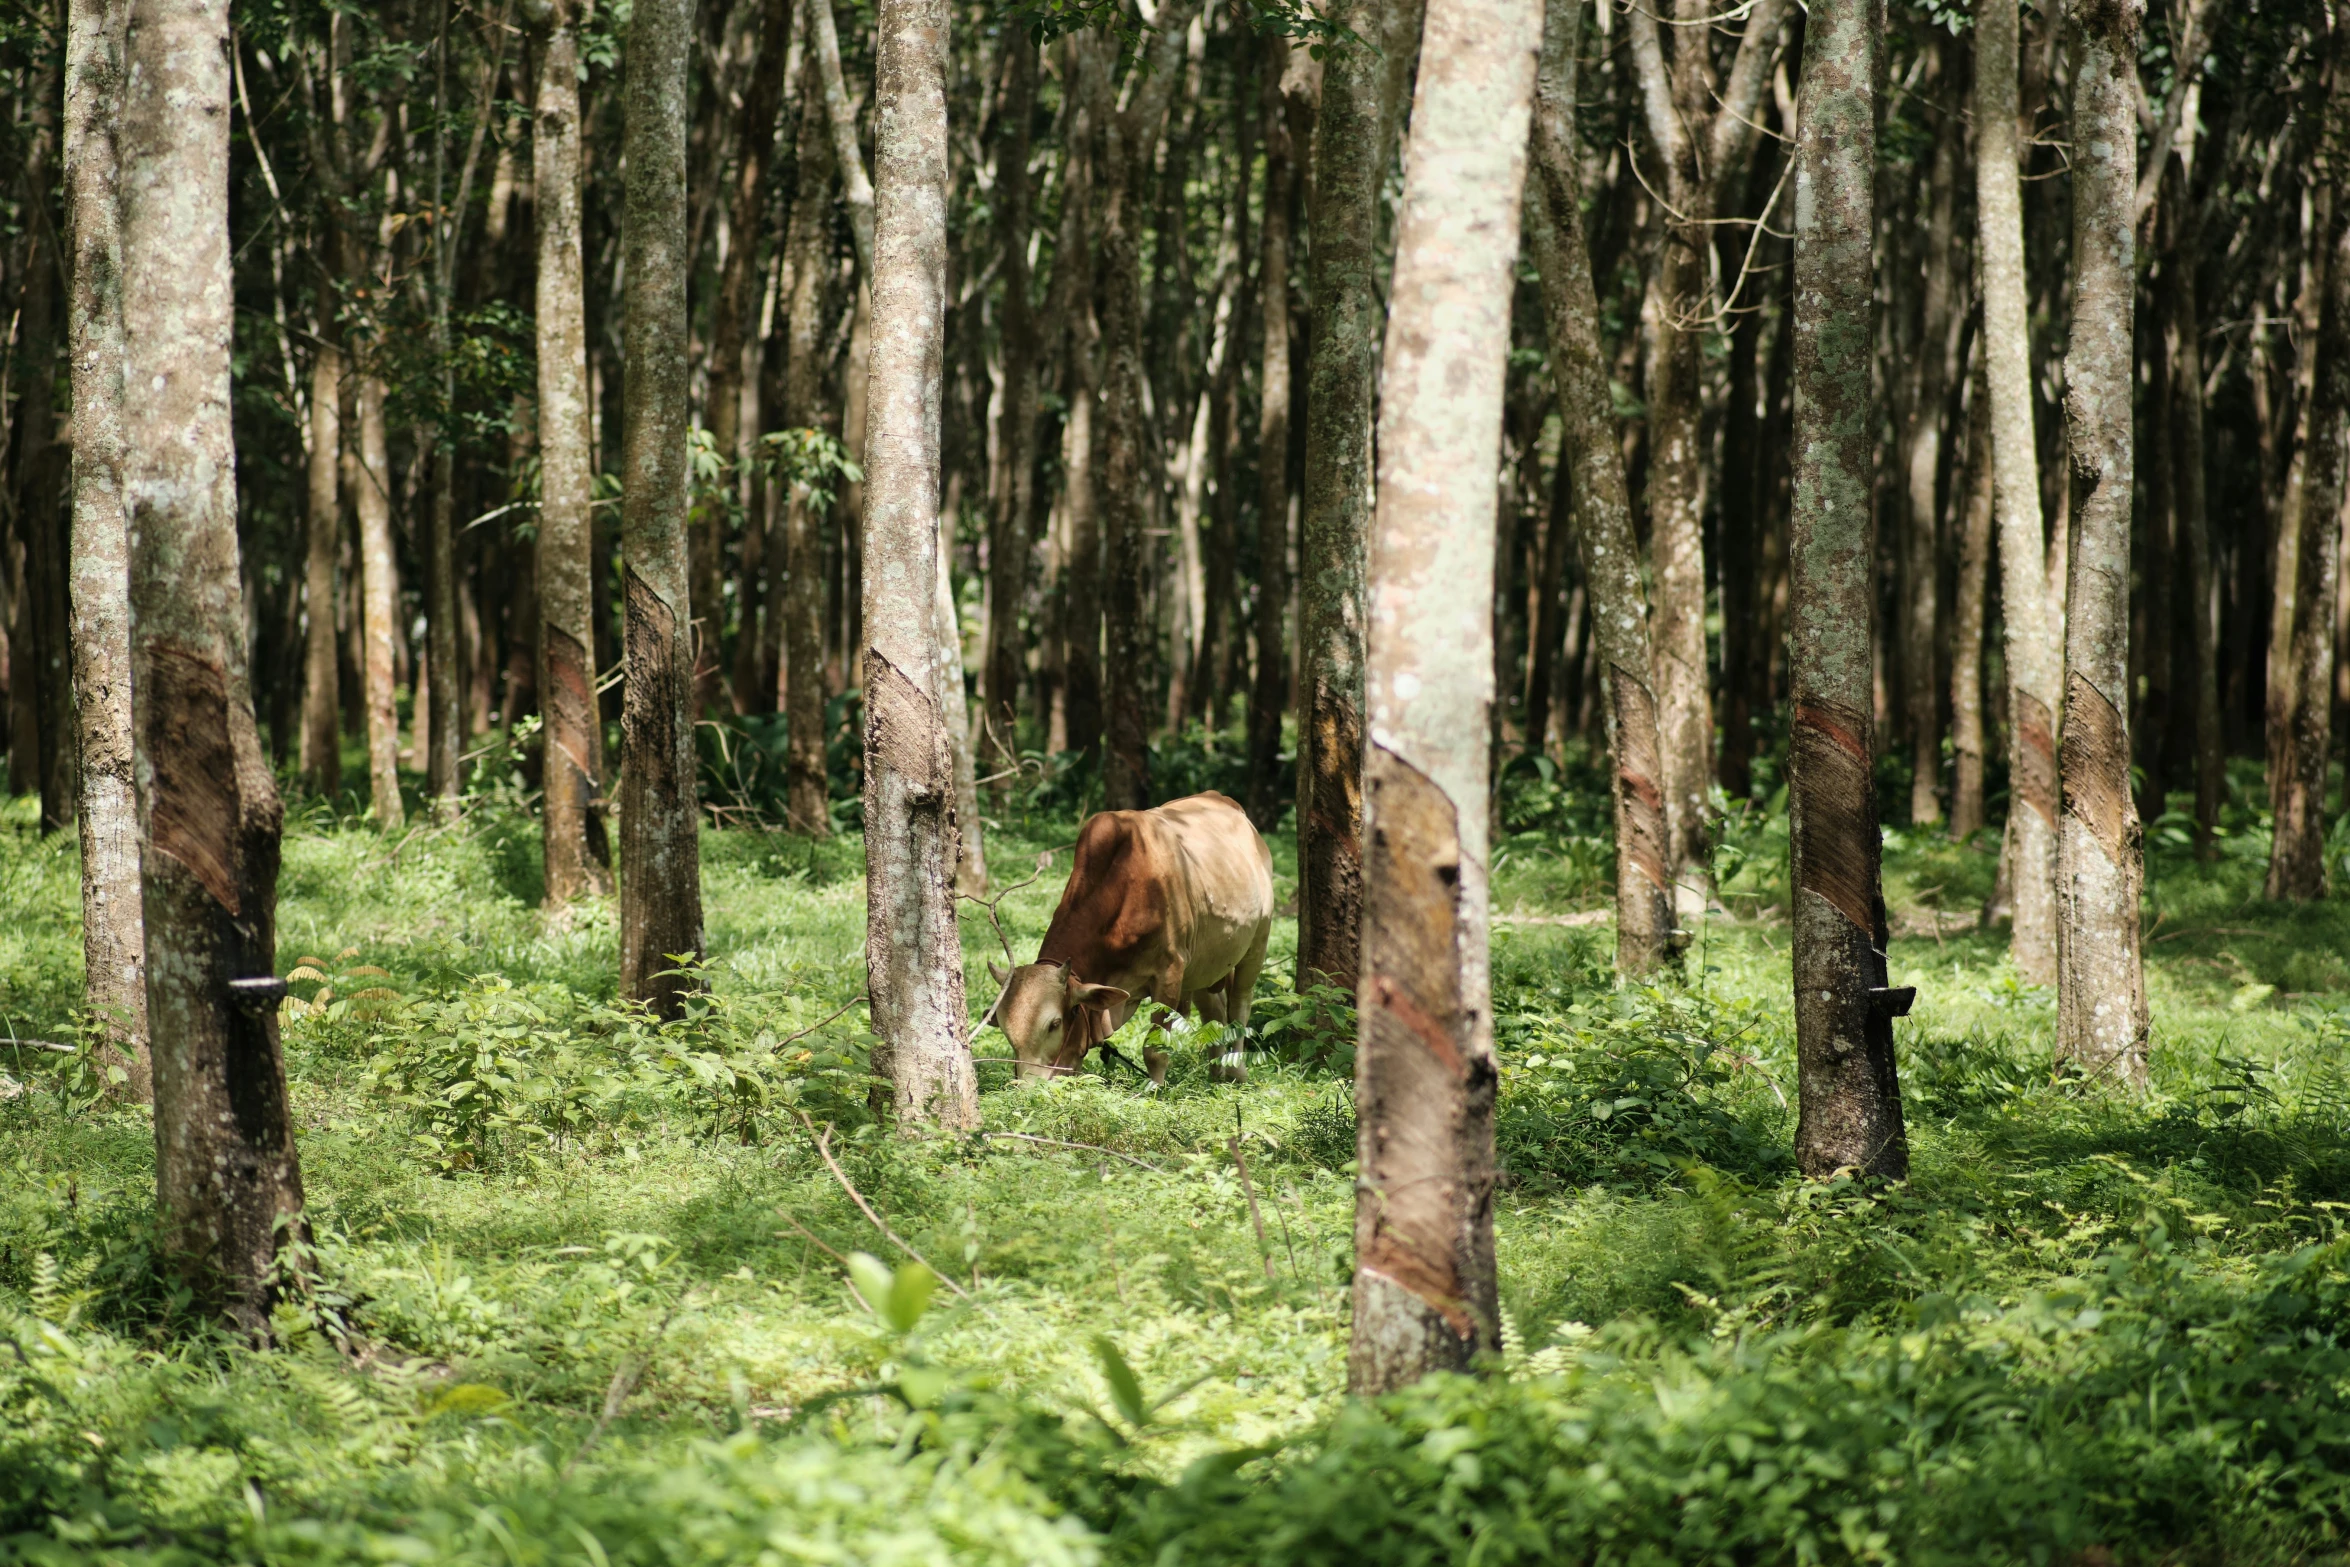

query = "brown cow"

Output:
[[985, 792, 1274, 1086]]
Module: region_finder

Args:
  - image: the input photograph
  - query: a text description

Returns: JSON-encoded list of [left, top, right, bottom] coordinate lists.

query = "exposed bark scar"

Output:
[[865, 649, 951, 802], [2015, 689, 2059, 829], [1792, 698, 1874, 934], [143, 643, 241, 915], [1368, 973, 1464, 1076], [2061, 672, 2133, 863]]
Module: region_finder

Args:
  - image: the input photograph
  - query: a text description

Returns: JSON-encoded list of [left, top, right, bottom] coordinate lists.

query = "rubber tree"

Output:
[[1787, 0, 1908, 1179], [534, 0, 612, 907], [2056, 0, 2148, 1085], [1524, 0, 1675, 976], [65, 0, 148, 1096], [981, 31, 1038, 799], [1975, 0, 2061, 980], [2266, 0, 2350, 902], [862, 0, 976, 1130], [779, 35, 836, 839], [1293, 0, 1423, 991], [1622, 0, 1786, 912], [1349, 0, 1539, 1395], [355, 369, 402, 829], [618, 0, 707, 1016], [1245, 34, 1306, 829], [121, 0, 307, 1334]]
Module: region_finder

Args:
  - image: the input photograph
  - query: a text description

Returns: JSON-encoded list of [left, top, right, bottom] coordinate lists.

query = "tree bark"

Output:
[[936, 503, 986, 895], [355, 374, 402, 829], [2056, 0, 2147, 1086], [1097, 0, 1205, 811], [1789, 0, 1906, 1180], [1950, 362, 1994, 840], [1526, 0, 1675, 976], [1246, 34, 1300, 830], [618, 0, 707, 1015], [982, 31, 1038, 795], [861, 0, 974, 1130], [120, 0, 305, 1335], [65, 0, 147, 1096], [300, 341, 342, 797], [1623, 0, 1786, 913], [536, 0, 612, 906], [1295, 0, 1420, 990], [1899, 109, 1959, 828], [1975, 0, 2060, 981], [1349, 0, 1537, 1396], [2266, 17, 2350, 902], [2163, 187, 2221, 860], [779, 42, 835, 838]]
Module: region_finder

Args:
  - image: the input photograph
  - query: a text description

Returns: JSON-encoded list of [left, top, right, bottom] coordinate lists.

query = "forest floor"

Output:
[[9, 754, 2350, 1563]]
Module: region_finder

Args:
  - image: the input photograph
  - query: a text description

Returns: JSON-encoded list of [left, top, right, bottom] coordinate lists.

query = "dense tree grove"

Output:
[[9, 0, 2350, 1555]]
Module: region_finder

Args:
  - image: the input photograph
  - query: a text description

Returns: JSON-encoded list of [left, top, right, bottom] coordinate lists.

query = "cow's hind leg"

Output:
[[1207, 925, 1272, 1084]]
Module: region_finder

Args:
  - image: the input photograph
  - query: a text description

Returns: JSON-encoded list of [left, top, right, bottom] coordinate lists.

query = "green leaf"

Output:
[[884, 1261, 936, 1335], [898, 1364, 949, 1408], [1092, 1334, 1149, 1428], [847, 1252, 895, 1319]]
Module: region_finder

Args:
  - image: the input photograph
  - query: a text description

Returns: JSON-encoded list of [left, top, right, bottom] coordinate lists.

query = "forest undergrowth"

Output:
[[9, 752, 2350, 1563]]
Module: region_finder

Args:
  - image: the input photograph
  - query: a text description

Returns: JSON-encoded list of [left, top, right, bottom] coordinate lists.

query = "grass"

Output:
[[7, 746, 2350, 1564]]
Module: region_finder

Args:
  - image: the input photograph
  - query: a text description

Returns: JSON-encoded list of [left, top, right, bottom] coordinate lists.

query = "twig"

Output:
[[2151, 927, 2268, 944], [775, 995, 867, 1051], [776, 1209, 850, 1267], [979, 1131, 1165, 1171], [557, 1297, 682, 1482], [958, 849, 1055, 965], [795, 1112, 971, 1298], [1230, 1108, 1276, 1282]]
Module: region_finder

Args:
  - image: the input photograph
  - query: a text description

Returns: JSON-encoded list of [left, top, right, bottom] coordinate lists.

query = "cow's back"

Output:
[[1035, 793, 1269, 987]]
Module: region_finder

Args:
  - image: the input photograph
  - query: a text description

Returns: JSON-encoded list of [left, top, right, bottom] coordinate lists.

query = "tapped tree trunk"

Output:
[[355, 374, 403, 829], [2056, 0, 2148, 1085], [65, 0, 148, 1096], [780, 45, 835, 839], [1526, 0, 1674, 976], [1295, 0, 1420, 991], [536, 0, 612, 906], [1789, 0, 1907, 1179], [2267, 17, 2350, 901], [1349, 0, 1537, 1396], [1245, 33, 1299, 830], [1976, 0, 2060, 980], [120, 0, 305, 1334], [862, 0, 974, 1130], [618, 0, 707, 1014]]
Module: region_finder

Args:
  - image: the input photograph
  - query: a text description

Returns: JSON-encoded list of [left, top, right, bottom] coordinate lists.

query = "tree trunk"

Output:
[[120, 0, 305, 1335], [982, 31, 1038, 795], [780, 44, 835, 838], [356, 374, 403, 829], [1975, 0, 2060, 982], [1789, 0, 1906, 1180], [1057, 40, 1106, 766], [2266, 24, 2350, 902], [65, 0, 148, 1097], [15, 24, 77, 837], [300, 341, 342, 797], [1950, 362, 1994, 840], [536, 0, 612, 905], [1527, 0, 1674, 976], [861, 0, 974, 1130], [1097, 0, 1204, 811], [618, 0, 707, 1015], [1295, 0, 1420, 990], [1348, 0, 1536, 1396], [2164, 189, 2222, 860], [1246, 34, 1297, 830], [936, 504, 986, 895], [2056, 0, 2147, 1085], [1900, 112, 1959, 828]]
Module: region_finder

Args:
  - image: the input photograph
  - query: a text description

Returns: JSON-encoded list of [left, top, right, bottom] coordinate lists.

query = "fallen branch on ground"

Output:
[[795, 1110, 971, 1298]]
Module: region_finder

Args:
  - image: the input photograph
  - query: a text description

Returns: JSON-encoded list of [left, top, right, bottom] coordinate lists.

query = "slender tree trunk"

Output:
[[2056, 0, 2147, 1085], [618, 0, 706, 1015], [936, 504, 986, 894], [2267, 24, 2350, 901], [1527, 0, 1674, 975], [862, 0, 973, 1129], [1056, 40, 1106, 766], [1098, 0, 1203, 811], [424, 3, 461, 810], [1950, 362, 1994, 840], [15, 26, 76, 837], [1348, 0, 1536, 1396], [537, 1, 611, 905], [1295, 0, 1420, 990], [1900, 117, 1959, 828], [982, 31, 1038, 795], [300, 341, 342, 797], [121, 0, 305, 1335], [65, 0, 147, 1096], [1789, 0, 1906, 1179], [2164, 196, 2221, 860], [1246, 34, 1297, 829], [1976, 0, 2060, 980], [356, 374, 402, 828], [781, 46, 835, 838]]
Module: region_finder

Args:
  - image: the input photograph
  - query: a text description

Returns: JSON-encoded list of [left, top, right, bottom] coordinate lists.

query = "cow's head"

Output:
[[983, 961, 1130, 1080]]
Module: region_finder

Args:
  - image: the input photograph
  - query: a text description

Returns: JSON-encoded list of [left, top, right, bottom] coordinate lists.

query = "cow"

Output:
[[984, 792, 1274, 1087]]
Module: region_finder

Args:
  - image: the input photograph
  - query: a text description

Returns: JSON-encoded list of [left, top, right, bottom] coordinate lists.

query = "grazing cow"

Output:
[[985, 792, 1273, 1086]]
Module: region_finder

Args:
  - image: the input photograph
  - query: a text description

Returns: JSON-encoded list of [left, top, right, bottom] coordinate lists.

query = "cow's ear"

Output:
[[987, 960, 1009, 987], [1069, 981, 1130, 1010]]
